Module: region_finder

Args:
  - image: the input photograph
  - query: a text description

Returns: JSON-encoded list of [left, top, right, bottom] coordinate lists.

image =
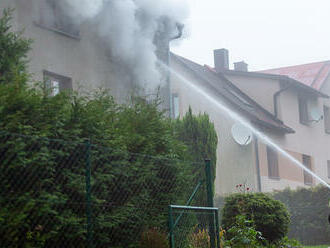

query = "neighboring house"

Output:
[[169, 53, 294, 196], [1, 0, 173, 110], [205, 48, 330, 192]]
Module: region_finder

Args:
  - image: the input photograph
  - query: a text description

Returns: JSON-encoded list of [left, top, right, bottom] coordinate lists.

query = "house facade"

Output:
[[170, 53, 294, 196], [1, 0, 174, 111], [211, 49, 330, 192]]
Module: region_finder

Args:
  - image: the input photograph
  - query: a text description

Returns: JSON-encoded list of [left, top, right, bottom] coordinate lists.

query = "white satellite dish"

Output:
[[310, 108, 323, 122], [231, 123, 252, 146]]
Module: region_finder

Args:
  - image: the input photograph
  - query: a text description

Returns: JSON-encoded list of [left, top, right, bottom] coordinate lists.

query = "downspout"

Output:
[[273, 83, 292, 117], [168, 23, 184, 118], [254, 135, 262, 192]]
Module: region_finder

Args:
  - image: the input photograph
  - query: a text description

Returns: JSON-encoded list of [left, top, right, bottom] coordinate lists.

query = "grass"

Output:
[[303, 246, 329, 248]]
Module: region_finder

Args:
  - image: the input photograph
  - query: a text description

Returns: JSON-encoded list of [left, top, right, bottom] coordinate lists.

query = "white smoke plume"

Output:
[[61, 0, 189, 90]]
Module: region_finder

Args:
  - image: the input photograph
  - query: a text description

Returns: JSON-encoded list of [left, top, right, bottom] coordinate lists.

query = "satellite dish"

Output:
[[310, 108, 323, 122], [231, 123, 252, 146]]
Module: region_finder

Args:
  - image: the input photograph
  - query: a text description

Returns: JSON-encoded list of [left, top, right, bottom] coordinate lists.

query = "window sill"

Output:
[[34, 22, 80, 40], [268, 176, 280, 181]]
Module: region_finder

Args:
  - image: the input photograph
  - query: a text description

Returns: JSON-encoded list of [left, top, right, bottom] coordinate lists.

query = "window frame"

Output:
[[43, 70, 72, 96], [267, 146, 279, 179], [298, 96, 309, 125], [172, 93, 180, 119], [324, 105, 330, 134], [302, 154, 313, 185], [36, 0, 80, 39], [327, 160, 330, 179]]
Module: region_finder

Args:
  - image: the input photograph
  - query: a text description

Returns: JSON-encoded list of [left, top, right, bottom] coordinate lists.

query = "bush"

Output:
[[224, 215, 263, 248], [140, 228, 169, 248], [221, 193, 290, 243], [273, 186, 330, 245]]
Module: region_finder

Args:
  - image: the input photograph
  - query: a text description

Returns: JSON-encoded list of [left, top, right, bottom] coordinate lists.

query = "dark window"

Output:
[[327, 160, 330, 179], [44, 71, 72, 96], [267, 146, 279, 179], [298, 96, 309, 124], [324, 106, 330, 133], [302, 154, 313, 185], [38, 0, 79, 38]]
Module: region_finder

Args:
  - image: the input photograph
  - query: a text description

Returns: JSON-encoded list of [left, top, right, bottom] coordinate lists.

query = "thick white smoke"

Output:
[[61, 0, 189, 90]]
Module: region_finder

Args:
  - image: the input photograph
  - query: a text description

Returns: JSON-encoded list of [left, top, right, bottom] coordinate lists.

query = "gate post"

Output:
[[205, 159, 216, 248]]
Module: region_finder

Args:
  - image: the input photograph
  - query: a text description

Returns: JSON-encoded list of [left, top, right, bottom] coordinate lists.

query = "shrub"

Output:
[[221, 193, 290, 243], [273, 186, 330, 245], [224, 215, 263, 248], [188, 229, 210, 248], [140, 228, 169, 248]]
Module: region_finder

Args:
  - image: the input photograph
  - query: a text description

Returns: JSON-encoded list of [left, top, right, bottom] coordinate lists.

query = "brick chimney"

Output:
[[214, 48, 229, 72], [234, 61, 248, 72]]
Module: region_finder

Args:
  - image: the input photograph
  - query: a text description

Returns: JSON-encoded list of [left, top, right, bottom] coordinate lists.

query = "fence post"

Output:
[[215, 209, 221, 248], [85, 140, 93, 248], [205, 159, 216, 248], [168, 205, 175, 248]]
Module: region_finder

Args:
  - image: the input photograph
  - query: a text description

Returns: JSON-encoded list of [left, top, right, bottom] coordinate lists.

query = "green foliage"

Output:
[[0, 9, 219, 247], [0, 8, 32, 85], [174, 107, 218, 205], [224, 215, 263, 248], [221, 193, 290, 243], [273, 186, 330, 246], [140, 228, 169, 248], [188, 229, 210, 248]]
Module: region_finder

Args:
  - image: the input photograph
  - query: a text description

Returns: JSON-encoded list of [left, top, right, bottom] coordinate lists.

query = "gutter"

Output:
[[254, 135, 262, 192], [168, 23, 184, 118], [273, 83, 293, 118]]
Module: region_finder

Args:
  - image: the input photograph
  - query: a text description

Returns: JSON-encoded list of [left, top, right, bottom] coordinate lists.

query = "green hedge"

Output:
[[273, 186, 330, 246], [221, 193, 290, 243]]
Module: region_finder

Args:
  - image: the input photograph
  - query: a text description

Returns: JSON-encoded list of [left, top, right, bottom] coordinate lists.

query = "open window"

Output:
[[38, 0, 80, 38], [44, 71, 72, 96]]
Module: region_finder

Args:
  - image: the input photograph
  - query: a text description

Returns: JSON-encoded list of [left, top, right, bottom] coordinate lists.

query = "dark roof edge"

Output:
[[171, 53, 294, 134]]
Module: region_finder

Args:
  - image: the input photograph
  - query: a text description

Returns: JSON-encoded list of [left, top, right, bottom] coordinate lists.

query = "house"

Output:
[[1, 0, 178, 111], [205, 49, 330, 192], [169, 52, 295, 196]]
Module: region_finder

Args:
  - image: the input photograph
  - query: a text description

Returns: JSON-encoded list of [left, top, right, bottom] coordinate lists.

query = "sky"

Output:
[[171, 0, 330, 71]]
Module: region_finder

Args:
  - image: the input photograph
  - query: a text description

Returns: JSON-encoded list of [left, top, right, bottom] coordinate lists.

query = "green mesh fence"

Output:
[[168, 205, 220, 248], [0, 131, 207, 248]]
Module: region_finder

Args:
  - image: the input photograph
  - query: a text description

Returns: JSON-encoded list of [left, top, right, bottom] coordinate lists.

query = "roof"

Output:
[[206, 65, 328, 98], [170, 53, 294, 134], [259, 61, 330, 90]]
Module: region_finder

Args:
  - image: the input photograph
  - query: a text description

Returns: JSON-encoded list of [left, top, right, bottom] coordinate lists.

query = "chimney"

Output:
[[234, 61, 248, 72], [214, 48, 229, 72]]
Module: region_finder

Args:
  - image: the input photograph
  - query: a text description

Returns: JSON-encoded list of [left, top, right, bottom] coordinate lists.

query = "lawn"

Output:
[[304, 246, 329, 248]]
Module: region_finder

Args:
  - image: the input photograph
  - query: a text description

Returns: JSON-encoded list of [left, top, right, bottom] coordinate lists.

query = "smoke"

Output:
[[61, 0, 189, 90]]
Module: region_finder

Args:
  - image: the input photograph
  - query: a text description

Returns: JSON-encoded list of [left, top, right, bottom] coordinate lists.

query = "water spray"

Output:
[[160, 61, 330, 190]]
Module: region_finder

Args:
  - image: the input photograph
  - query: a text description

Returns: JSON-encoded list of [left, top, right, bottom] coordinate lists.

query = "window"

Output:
[[44, 71, 72, 96], [38, 0, 80, 38], [327, 160, 330, 179], [298, 96, 309, 124], [267, 146, 279, 179], [172, 94, 180, 119], [302, 154, 313, 185], [324, 106, 330, 133]]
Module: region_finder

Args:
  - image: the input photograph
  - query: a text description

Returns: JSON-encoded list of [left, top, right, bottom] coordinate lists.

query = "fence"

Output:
[[168, 205, 220, 248], [0, 131, 210, 248]]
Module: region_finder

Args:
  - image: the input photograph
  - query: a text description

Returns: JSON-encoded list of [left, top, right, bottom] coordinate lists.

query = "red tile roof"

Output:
[[259, 61, 330, 90]]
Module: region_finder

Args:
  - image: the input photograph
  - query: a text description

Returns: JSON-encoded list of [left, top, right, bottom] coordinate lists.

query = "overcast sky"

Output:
[[171, 0, 330, 71]]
